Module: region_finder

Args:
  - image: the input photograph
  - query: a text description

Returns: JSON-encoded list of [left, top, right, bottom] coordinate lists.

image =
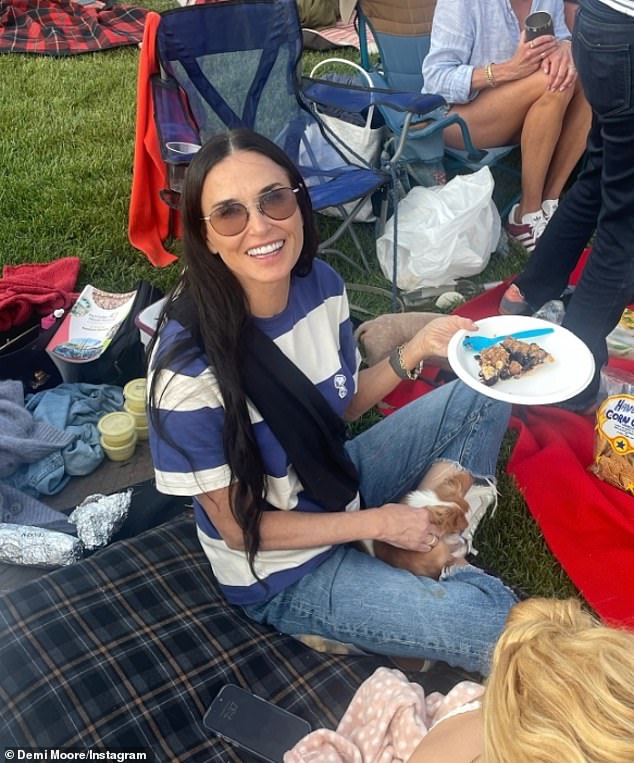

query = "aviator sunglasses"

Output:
[[201, 186, 300, 236]]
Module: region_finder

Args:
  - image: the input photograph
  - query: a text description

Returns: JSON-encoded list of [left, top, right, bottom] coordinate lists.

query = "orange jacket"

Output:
[[128, 11, 180, 267]]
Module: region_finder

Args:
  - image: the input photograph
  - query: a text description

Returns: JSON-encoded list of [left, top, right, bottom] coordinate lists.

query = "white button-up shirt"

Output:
[[422, 0, 570, 104]]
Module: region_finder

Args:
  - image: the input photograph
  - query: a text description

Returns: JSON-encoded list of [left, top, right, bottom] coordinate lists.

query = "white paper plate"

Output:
[[447, 315, 595, 405]]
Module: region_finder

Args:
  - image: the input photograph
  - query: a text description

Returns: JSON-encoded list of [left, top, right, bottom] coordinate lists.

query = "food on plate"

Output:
[[476, 337, 554, 386]]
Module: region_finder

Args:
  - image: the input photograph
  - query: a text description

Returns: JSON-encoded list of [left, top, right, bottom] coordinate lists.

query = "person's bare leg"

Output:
[[542, 84, 591, 200], [443, 70, 549, 150], [516, 84, 575, 216], [442, 70, 580, 219]]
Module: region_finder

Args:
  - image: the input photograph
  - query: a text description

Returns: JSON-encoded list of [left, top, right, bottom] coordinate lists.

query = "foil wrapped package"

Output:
[[0, 523, 83, 567], [69, 489, 132, 551]]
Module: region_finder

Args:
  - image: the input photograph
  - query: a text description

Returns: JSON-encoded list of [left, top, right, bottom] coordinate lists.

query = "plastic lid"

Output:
[[123, 378, 147, 405], [97, 411, 136, 440]]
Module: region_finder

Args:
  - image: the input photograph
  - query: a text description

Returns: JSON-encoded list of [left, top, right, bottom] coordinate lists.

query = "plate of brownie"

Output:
[[447, 315, 595, 405]]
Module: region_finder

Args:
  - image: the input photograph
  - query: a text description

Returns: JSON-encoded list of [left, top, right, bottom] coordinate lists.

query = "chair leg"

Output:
[[317, 199, 374, 272]]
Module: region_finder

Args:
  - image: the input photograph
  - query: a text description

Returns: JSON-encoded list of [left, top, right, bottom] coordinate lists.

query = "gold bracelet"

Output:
[[485, 62, 497, 88]]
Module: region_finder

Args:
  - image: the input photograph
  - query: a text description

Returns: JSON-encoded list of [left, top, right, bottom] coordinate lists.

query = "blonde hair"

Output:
[[482, 598, 634, 763]]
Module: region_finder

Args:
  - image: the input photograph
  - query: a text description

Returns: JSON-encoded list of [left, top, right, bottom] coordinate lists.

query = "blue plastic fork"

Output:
[[463, 328, 554, 352]]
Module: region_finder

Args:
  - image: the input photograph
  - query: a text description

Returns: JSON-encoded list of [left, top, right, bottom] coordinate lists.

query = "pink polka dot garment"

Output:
[[284, 666, 484, 763]]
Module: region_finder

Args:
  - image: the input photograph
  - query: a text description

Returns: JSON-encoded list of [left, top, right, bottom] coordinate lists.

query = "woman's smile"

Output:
[[246, 239, 285, 258]]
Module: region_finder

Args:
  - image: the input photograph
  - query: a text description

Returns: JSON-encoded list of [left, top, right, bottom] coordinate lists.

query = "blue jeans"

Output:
[[515, 0, 634, 408], [244, 382, 515, 675]]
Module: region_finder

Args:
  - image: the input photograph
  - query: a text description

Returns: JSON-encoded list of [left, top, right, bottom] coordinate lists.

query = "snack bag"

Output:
[[591, 368, 634, 493]]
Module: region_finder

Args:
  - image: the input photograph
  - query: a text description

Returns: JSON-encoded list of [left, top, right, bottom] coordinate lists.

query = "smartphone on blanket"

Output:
[[203, 684, 312, 763]]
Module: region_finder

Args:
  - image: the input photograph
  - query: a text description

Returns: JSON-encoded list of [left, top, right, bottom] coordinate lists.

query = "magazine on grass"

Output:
[[46, 284, 137, 381]]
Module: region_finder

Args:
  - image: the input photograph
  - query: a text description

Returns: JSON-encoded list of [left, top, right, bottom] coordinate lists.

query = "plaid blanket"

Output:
[[0, 0, 147, 56], [0, 512, 388, 761]]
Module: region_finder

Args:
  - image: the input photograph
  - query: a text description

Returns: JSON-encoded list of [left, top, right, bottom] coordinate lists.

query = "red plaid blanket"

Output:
[[0, 0, 147, 55]]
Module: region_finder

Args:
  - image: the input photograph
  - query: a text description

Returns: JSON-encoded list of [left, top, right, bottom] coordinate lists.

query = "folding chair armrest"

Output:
[[441, 114, 487, 163], [389, 111, 487, 166], [382, 91, 445, 117], [302, 77, 377, 119], [302, 78, 445, 121]]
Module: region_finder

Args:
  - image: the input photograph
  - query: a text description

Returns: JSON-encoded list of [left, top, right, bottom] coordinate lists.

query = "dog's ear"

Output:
[[434, 475, 470, 512], [427, 504, 468, 533]]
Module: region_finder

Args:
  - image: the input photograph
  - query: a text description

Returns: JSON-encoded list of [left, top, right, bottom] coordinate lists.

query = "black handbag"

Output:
[[0, 317, 64, 392]]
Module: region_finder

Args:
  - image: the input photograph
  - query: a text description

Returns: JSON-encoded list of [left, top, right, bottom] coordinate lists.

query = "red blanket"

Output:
[[384, 267, 634, 628], [0, 257, 80, 332]]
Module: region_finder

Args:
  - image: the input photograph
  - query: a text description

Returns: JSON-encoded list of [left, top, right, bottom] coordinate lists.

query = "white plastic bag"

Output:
[[377, 167, 501, 290]]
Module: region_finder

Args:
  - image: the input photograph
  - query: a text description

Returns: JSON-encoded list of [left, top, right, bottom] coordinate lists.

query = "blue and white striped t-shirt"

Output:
[[148, 259, 361, 604]]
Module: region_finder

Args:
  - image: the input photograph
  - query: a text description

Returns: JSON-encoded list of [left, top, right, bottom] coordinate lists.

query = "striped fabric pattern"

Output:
[[598, 0, 634, 16], [148, 260, 362, 605], [0, 513, 389, 760]]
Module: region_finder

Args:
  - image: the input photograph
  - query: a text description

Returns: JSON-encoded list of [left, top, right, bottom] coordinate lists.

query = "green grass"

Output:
[[0, 2, 581, 603]]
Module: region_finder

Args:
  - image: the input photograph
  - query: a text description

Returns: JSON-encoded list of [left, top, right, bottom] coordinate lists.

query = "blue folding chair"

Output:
[[356, 0, 519, 210], [149, 0, 451, 300], [151, 0, 394, 272]]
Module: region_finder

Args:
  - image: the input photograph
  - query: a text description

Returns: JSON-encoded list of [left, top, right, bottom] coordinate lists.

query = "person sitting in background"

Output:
[[422, 0, 591, 252], [407, 596, 634, 762]]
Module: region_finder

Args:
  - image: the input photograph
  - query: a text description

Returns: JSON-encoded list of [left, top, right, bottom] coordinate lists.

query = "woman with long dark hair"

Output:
[[147, 128, 516, 675]]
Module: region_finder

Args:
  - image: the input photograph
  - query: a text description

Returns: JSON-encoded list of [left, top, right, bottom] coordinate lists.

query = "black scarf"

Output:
[[240, 321, 359, 510]]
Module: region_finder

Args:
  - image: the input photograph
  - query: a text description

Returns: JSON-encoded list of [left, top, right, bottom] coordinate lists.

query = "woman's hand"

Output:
[[407, 315, 478, 363], [509, 31, 559, 80], [374, 503, 440, 553], [543, 40, 577, 91], [348, 315, 476, 422]]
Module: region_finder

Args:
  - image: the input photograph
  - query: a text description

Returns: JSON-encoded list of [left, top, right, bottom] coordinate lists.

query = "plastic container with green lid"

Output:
[[123, 378, 147, 414], [97, 411, 136, 448], [101, 432, 138, 462], [135, 423, 149, 441], [123, 400, 148, 427]]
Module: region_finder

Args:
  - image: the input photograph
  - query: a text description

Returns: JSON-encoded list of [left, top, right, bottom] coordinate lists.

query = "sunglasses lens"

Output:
[[207, 188, 298, 235], [260, 188, 298, 220], [210, 204, 248, 236]]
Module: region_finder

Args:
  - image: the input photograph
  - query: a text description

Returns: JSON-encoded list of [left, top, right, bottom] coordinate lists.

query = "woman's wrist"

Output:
[[490, 59, 514, 85], [392, 341, 425, 380]]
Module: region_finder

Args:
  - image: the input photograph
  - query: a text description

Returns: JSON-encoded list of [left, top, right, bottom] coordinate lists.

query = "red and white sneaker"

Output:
[[506, 204, 547, 253]]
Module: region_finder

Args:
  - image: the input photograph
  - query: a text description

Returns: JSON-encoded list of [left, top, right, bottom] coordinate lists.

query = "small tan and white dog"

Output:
[[373, 475, 470, 579]]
